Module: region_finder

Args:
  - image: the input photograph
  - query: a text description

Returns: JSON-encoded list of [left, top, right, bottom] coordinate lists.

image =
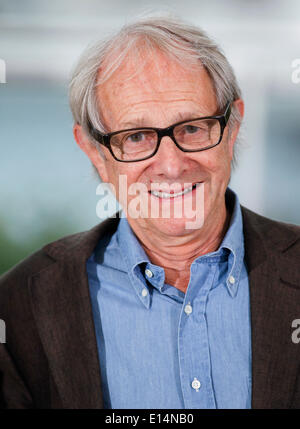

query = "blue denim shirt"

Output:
[[87, 188, 252, 409]]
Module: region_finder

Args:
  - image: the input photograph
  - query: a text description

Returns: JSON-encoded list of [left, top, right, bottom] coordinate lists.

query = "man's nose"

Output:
[[152, 136, 188, 179]]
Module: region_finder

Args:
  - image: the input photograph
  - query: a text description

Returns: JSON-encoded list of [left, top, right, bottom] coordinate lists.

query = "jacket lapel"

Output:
[[241, 207, 300, 408], [29, 216, 120, 408]]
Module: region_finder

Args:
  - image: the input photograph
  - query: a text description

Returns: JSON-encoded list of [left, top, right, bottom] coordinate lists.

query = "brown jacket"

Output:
[[0, 206, 300, 409]]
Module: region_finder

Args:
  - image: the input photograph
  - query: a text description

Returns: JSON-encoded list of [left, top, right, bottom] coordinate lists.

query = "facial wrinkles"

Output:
[[99, 60, 216, 130], [106, 96, 212, 130], [97, 55, 226, 179], [89, 47, 239, 270]]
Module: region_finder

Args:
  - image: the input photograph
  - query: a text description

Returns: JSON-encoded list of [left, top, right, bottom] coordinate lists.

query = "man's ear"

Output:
[[227, 98, 244, 158], [73, 123, 109, 182]]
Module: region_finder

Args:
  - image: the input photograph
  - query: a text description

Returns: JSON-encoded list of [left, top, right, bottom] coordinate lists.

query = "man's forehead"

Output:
[[95, 47, 217, 129], [97, 47, 206, 93], [117, 110, 212, 129]]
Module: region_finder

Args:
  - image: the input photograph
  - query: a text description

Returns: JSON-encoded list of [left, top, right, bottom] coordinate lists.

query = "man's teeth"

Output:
[[150, 184, 196, 199]]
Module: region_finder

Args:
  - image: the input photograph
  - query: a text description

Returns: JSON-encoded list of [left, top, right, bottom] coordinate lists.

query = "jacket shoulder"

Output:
[[0, 230, 84, 291], [241, 205, 300, 253], [0, 216, 120, 296], [242, 205, 300, 232]]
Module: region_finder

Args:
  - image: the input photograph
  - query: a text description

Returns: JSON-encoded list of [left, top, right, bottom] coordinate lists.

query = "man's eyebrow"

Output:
[[119, 111, 206, 129]]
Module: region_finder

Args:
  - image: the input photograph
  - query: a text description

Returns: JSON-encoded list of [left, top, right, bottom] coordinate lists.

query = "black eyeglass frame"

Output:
[[88, 102, 232, 162]]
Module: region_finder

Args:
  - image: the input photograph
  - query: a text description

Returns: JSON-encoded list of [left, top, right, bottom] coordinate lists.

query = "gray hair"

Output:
[[69, 16, 243, 167]]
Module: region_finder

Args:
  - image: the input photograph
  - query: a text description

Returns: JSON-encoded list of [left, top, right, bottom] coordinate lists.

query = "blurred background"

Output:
[[0, 0, 300, 274]]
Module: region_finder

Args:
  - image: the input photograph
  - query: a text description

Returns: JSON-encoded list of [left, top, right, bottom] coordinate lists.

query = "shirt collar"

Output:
[[117, 215, 153, 308], [217, 187, 245, 298], [193, 187, 244, 298], [117, 187, 244, 303]]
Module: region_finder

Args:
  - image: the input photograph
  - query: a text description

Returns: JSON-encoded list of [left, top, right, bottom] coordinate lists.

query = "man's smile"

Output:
[[148, 182, 202, 199]]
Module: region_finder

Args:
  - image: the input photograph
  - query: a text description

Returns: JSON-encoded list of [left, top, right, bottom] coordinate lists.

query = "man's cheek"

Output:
[[115, 174, 128, 206]]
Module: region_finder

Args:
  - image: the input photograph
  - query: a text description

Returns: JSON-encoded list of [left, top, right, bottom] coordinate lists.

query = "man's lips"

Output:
[[148, 182, 202, 199]]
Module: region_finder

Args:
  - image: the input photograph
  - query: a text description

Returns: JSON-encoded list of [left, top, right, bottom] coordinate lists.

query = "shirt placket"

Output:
[[178, 262, 218, 409]]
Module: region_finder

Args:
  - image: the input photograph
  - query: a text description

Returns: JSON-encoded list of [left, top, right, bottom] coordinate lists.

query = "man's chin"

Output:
[[141, 216, 205, 237]]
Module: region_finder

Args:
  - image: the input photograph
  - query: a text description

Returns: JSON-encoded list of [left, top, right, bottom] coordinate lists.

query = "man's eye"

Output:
[[184, 125, 201, 134], [127, 132, 145, 143]]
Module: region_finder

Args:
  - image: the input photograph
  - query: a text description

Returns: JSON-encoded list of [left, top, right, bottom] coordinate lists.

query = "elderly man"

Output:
[[0, 17, 299, 410]]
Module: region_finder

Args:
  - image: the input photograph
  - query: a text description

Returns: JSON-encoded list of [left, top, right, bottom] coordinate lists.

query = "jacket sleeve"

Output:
[[0, 250, 54, 409], [0, 344, 33, 409]]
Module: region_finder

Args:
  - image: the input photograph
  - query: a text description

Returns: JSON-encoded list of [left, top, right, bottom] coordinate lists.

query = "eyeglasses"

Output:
[[88, 102, 232, 162]]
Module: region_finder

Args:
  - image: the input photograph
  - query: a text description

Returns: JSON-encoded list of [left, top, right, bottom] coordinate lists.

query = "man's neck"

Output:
[[127, 203, 231, 293]]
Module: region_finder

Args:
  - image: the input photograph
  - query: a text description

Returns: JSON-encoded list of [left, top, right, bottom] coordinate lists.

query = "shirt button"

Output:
[[191, 378, 201, 392], [184, 304, 193, 315], [229, 275, 235, 284], [141, 288, 148, 297], [145, 268, 153, 278]]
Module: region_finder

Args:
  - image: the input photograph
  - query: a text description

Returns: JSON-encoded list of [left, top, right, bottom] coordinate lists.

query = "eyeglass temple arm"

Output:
[[86, 120, 110, 146], [224, 102, 232, 124]]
